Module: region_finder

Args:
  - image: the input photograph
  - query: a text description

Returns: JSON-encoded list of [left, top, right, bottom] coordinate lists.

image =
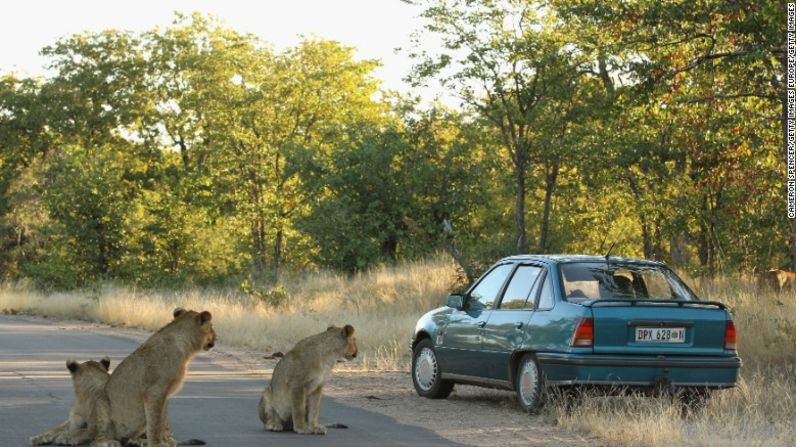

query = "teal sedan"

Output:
[[410, 255, 741, 411]]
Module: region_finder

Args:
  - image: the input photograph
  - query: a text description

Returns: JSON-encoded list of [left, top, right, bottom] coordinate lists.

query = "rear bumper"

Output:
[[536, 353, 741, 388]]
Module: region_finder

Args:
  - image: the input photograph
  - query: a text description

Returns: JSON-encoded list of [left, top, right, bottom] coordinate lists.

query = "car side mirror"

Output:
[[446, 294, 464, 310]]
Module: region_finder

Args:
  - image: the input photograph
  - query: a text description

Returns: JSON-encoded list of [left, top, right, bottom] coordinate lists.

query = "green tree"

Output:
[[195, 36, 382, 280], [407, 0, 609, 254], [554, 0, 782, 274], [0, 76, 50, 278]]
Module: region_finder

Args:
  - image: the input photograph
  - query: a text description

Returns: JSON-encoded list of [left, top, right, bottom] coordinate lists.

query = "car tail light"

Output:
[[724, 319, 737, 351], [571, 317, 594, 347]]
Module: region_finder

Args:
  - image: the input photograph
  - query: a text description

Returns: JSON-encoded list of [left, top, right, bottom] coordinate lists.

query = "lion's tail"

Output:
[[257, 388, 270, 426], [176, 440, 205, 446]]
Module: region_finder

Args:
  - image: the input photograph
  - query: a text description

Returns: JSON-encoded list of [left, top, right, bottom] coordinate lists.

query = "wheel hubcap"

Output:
[[415, 348, 438, 391], [519, 360, 539, 406]]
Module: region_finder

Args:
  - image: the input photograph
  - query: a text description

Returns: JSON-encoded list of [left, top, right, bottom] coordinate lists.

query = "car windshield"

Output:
[[558, 262, 697, 302]]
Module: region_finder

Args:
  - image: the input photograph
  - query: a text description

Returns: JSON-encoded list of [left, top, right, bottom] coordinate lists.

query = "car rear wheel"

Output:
[[515, 353, 544, 413], [412, 338, 454, 399]]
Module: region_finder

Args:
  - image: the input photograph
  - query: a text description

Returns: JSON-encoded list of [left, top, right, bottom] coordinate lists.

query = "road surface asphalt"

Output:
[[0, 315, 463, 447]]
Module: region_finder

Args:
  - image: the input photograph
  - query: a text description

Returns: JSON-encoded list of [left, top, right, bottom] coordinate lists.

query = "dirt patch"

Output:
[[321, 371, 601, 447]]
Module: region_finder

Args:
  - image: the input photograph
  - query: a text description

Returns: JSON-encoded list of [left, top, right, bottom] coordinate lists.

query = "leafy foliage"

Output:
[[0, 5, 784, 288]]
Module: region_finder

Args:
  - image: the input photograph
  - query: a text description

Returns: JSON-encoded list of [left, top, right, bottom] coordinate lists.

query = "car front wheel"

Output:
[[515, 353, 544, 412], [412, 338, 454, 399]]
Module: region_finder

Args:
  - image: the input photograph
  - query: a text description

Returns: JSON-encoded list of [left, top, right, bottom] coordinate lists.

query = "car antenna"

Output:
[[605, 241, 616, 266]]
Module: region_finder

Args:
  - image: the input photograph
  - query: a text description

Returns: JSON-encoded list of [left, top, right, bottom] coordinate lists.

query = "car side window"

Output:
[[468, 264, 513, 311], [536, 273, 554, 310], [499, 265, 543, 309]]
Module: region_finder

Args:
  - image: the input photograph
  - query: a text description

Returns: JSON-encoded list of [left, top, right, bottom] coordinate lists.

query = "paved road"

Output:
[[0, 315, 463, 447]]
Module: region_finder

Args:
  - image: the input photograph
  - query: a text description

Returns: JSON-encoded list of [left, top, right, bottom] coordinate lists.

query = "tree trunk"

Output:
[[697, 196, 716, 278], [670, 233, 689, 267], [515, 158, 527, 254], [709, 192, 720, 277], [640, 222, 652, 259], [96, 221, 108, 275], [597, 53, 615, 99], [273, 227, 283, 283], [538, 159, 559, 253], [443, 218, 475, 283], [625, 175, 653, 259], [652, 217, 663, 261], [250, 186, 267, 281], [272, 151, 283, 282], [697, 229, 709, 272], [178, 136, 190, 171], [381, 234, 398, 264], [251, 218, 266, 280]]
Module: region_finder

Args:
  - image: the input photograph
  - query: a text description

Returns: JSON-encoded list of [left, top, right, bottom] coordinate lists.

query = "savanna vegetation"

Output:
[[0, 1, 785, 290], [0, 2, 789, 445]]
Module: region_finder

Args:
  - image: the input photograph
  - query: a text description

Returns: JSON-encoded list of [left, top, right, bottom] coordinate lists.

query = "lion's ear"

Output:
[[342, 324, 355, 338], [173, 308, 187, 319], [100, 356, 111, 371], [198, 311, 212, 324], [66, 360, 79, 373]]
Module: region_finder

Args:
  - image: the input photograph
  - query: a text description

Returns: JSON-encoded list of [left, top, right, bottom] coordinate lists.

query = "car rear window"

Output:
[[558, 262, 696, 302]]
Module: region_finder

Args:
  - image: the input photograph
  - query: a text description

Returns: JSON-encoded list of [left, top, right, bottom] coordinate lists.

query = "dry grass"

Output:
[[0, 257, 457, 371], [555, 277, 796, 447], [2, 263, 794, 445]]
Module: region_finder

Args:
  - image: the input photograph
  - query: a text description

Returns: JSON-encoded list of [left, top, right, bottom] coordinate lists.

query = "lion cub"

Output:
[[30, 357, 112, 446], [93, 308, 215, 447], [258, 325, 358, 435]]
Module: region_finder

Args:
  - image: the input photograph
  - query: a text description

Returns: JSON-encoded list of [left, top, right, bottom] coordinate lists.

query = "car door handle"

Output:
[[514, 322, 524, 329], [476, 321, 487, 328]]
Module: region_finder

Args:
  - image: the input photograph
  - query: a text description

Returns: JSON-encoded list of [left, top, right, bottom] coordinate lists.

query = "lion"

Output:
[[92, 308, 215, 447], [257, 324, 358, 435], [758, 269, 796, 293], [30, 357, 112, 446]]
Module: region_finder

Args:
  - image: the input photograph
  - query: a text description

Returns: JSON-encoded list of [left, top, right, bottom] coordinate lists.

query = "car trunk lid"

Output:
[[585, 299, 730, 356]]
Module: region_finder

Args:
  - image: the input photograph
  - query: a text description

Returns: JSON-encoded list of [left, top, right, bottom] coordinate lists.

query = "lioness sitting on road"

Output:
[[258, 324, 358, 435], [30, 357, 112, 446], [92, 308, 215, 447]]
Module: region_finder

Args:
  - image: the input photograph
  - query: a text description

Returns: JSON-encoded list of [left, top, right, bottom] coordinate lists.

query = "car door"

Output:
[[437, 263, 513, 377], [481, 264, 544, 381], [524, 270, 564, 351]]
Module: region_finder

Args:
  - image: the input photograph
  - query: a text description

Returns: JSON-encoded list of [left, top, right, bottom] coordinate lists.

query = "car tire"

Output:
[[412, 338, 454, 399], [515, 353, 544, 413]]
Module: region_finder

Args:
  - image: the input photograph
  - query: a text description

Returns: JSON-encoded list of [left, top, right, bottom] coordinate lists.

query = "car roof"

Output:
[[500, 254, 665, 266]]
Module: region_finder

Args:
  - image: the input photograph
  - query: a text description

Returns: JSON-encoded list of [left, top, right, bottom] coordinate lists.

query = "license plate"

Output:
[[635, 327, 686, 343]]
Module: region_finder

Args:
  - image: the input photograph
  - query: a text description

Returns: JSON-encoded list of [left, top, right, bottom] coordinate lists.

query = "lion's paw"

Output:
[[89, 440, 122, 447], [54, 434, 83, 445], [266, 421, 284, 432], [149, 436, 177, 447], [30, 434, 54, 445], [295, 425, 326, 435]]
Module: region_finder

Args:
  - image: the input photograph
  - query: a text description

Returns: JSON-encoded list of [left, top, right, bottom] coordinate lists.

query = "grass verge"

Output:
[[0, 257, 457, 371], [554, 277, 796, 446]]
